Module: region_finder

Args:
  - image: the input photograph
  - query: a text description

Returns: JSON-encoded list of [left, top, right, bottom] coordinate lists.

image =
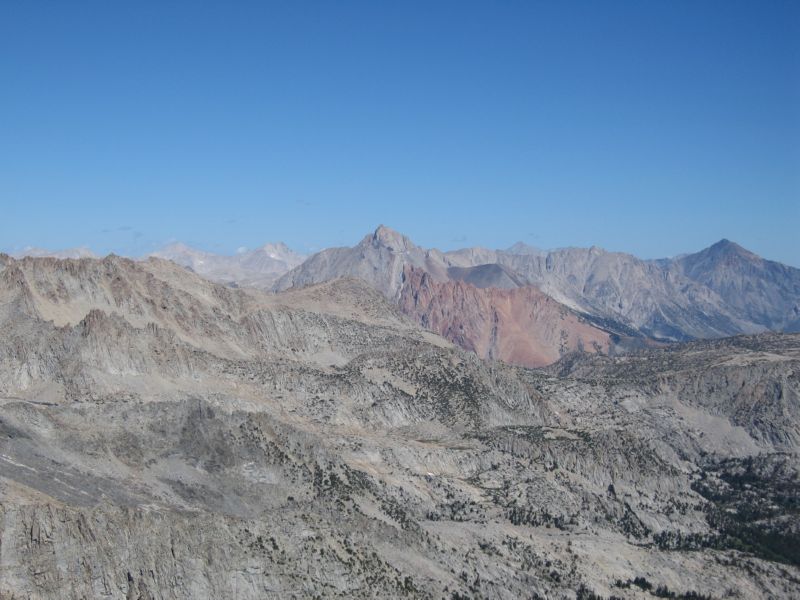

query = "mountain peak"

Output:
[[712, 238, 741, 250], [705, 238, 757, 260], [251, 241, 301, 259], [370, 225, 413, 251], [259, 241, 291, 253]]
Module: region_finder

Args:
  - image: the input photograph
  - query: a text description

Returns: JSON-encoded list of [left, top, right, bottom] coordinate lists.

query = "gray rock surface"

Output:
[[1, 253, 799, 599]]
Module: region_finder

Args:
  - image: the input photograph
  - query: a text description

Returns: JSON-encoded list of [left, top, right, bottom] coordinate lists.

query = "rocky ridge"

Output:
[[22, 228, 798, 369]]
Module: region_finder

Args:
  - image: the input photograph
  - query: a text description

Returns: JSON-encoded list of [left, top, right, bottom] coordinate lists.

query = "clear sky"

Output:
[[2, 1, 798, 264]]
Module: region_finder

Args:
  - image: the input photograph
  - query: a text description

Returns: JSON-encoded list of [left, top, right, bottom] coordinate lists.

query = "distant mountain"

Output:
[[150, 241, 306, 289], [275, 226, 800, 352], [13, 246, 98, 259], [675, 239, 800, 333], [272, 225, 525, 296], [492, 246, 748, 340], [273, 225, 453, 298], [505, 241, 543, 255], [148, 242, 214, 270], [14, 229, 798, 367], [493, 241, 800, 340]]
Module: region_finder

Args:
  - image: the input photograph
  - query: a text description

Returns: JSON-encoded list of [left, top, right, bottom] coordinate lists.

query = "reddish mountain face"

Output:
[[398, 266, 612, 367]]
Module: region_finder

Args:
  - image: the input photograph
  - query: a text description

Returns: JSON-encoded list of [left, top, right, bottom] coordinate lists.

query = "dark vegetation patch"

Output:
[[691, 454, 800, 566], [614, 578, 713, 599]]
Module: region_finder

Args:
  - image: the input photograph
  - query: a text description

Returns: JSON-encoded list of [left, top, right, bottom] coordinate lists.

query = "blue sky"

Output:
[[1, 1, 798, 264]]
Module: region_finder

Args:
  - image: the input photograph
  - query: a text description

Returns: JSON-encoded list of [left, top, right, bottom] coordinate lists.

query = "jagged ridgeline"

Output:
[[24, 227, 800, 370], [0, 253, 798, 599]]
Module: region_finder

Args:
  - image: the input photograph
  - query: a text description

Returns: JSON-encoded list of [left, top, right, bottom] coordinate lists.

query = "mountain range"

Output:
[[273, 226, 800, 366], [15, 227, 800, 369], [14, 246, 99, 260], [149, 241, 306, 289], [0, 250, 798, 598]]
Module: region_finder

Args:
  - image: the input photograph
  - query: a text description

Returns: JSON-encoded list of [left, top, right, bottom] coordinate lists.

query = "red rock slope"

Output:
[[398, 266, 612, 367]]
